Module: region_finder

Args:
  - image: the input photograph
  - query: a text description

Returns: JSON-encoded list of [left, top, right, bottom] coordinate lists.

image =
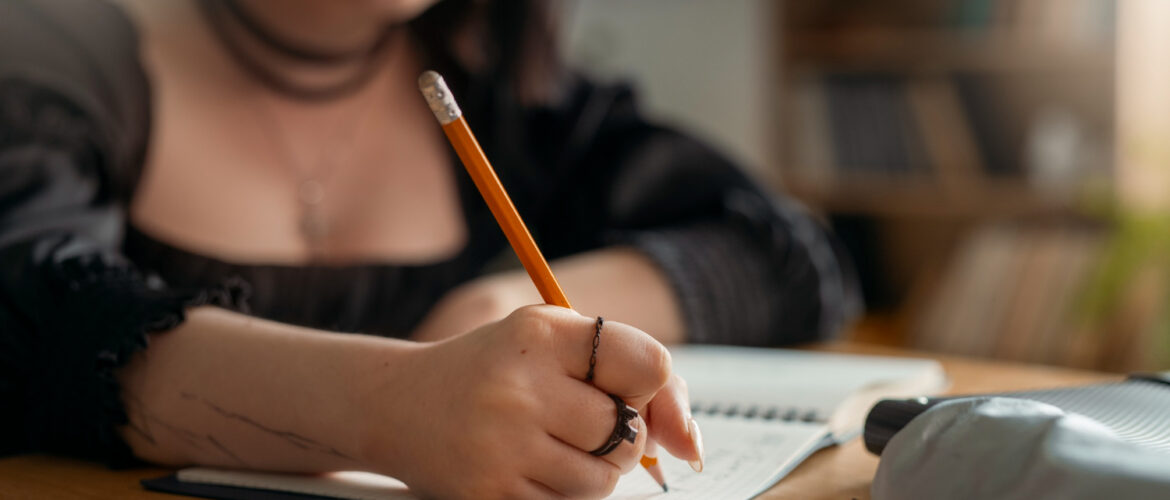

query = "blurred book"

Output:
[[913, 224, 1105, 366], [822, 73, 930, 177]]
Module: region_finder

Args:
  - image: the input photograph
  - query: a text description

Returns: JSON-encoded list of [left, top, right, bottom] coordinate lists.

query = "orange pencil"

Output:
[[418, 70, 667, 493], [418, 71, 570, 309]]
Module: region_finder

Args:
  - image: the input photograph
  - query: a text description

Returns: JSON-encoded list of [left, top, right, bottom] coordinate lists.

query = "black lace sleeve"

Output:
[[0, 0, 242, 466], [518, 80, 862, 346]]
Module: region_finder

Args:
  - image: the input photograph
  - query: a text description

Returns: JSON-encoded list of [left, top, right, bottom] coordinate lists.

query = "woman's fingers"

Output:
[[526, 435, 624, 499], [515, 306, 671, 409], [539, 375, 648, 471], [430, 305, 675, 498], [523, 478, 568, 500], [508, 306, 685, 467], [538, 377, 616, 450], [646, 373, 704, 469]]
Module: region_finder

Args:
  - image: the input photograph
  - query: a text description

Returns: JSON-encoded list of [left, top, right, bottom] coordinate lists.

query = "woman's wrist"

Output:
[[341, 334, 430, 475]]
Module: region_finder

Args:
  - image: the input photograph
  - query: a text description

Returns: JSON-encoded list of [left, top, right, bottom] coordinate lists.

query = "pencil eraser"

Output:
[[418, 70, 462, 125]]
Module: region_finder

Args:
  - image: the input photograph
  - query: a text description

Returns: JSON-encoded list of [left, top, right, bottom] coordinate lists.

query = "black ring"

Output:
[[590, 393, 640, 456], [586, 317, 602, 382]]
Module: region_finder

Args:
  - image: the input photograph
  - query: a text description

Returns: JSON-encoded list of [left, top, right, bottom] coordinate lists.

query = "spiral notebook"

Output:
[[143, 345, 947, 500]]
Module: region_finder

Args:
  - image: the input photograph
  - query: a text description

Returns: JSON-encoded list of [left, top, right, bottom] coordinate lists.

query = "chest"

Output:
[[128, 18, 467, 265]]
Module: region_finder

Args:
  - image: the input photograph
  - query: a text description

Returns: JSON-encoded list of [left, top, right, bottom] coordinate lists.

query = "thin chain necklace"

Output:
[[252, 91, 379, 258]]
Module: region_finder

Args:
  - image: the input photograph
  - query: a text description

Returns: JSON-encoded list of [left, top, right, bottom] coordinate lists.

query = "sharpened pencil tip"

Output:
[[662, 484, 669, 493]]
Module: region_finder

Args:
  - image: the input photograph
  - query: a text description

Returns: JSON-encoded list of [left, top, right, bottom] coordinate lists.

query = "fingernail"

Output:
[[686, 417, 704, 473]]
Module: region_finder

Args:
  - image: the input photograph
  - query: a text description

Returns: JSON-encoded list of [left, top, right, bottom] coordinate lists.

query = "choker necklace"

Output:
[[219, 0, 393, 64], [198, 0, 395, 101]]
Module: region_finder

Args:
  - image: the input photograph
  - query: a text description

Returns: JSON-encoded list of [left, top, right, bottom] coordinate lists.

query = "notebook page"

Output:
[[671, 346, 945, 420], [609, 417, 830, 499]]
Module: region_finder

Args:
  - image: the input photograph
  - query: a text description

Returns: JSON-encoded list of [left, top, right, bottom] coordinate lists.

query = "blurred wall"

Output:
[[560, 0, 777, 182]]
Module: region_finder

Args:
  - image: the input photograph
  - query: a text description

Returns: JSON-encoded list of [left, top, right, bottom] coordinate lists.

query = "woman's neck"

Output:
[[234, 0, 388, 57]]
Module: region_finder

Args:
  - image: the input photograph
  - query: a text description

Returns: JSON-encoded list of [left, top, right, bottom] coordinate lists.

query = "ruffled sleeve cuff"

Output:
[[3, 236, 249, 467]]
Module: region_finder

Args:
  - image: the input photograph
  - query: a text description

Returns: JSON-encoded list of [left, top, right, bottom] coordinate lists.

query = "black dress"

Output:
[[0, 0, 859, 466]]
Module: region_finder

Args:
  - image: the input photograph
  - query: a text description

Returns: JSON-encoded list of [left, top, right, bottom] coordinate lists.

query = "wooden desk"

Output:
[[0, 341, 1120, 499]]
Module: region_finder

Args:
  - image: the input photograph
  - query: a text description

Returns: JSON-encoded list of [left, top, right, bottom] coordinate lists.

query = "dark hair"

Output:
[[408, 0, 563, 106]]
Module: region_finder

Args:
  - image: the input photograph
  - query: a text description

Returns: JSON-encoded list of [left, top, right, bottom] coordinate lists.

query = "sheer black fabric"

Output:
[[0, 0, 860, 465]]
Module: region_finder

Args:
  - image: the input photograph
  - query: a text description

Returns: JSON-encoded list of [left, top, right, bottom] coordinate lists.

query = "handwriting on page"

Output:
[[607, 417, 829, 500]]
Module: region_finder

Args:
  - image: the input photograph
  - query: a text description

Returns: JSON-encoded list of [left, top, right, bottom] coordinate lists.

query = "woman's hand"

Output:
[[363, 305, 701, 499]]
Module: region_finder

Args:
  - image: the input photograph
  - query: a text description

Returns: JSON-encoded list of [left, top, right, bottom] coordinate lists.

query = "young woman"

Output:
[[0, 0, 857, 498]]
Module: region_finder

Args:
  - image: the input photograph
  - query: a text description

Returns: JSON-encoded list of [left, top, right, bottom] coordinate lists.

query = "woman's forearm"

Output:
[[116, 306, 418, 473], [413, 247, 685, 344], [551, 248, 685, 344]]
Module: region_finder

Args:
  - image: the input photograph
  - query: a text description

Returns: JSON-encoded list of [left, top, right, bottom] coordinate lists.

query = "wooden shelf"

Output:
[[782, 174, 1096, 218], [786, 29, 1113, 74], [775, 2, 1124, 363]]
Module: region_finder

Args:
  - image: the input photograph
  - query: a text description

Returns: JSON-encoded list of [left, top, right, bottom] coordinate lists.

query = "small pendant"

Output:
[[300, 208, 329, 244], [298, 179, 326, 206], [297, 179, 328, 250]]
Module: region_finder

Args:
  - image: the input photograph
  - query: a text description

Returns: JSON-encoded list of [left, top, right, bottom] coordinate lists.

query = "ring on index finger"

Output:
[[586, 316, 602, 382]]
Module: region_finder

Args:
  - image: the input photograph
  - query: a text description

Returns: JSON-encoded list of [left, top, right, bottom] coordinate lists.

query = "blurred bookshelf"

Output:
[[775, 0, 1144, 368]]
